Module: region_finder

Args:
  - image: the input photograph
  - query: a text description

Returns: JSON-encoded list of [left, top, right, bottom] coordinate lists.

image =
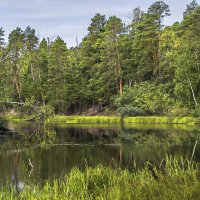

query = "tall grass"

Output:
[[48, 116, 200, 125], [48, 116, 122, 124], [1, 156, 200, 199], [124, 116, 199, 125], [4, 114, 200, 124]]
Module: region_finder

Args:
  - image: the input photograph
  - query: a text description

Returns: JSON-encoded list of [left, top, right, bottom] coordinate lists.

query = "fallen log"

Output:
[[0, 101, 25, 106]]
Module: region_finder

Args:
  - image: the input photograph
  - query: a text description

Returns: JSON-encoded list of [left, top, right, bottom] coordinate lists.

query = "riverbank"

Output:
[[1, 156, 200, 199], [2, 115, 200, 125]]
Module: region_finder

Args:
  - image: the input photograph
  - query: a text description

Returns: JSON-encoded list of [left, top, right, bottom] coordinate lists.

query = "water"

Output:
[[0, 121, 200, 186]]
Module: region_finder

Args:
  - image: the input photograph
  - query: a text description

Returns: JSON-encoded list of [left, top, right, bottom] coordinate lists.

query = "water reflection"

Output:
[[11, 149, 25, 195], [0, 122, 199, 185]]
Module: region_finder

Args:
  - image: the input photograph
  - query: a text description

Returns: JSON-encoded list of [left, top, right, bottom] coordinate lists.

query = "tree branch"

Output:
[[0, 50, 11, 64]]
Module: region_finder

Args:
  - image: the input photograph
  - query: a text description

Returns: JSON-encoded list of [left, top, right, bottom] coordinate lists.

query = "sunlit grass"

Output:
[[49, 116, 200, 125], [48, 116, 122, 124], [4, 114, 200, 125], [124, 116, 199, 125]]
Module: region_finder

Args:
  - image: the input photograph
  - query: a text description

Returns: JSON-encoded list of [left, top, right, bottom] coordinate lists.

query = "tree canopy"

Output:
[[0, 1, 200, 117]]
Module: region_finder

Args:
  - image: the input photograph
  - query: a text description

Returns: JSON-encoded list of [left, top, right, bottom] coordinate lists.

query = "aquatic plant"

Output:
[[1, 156, 200, 200]]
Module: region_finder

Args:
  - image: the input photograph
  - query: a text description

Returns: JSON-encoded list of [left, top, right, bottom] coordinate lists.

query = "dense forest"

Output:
[[0, 0, 200, 117]]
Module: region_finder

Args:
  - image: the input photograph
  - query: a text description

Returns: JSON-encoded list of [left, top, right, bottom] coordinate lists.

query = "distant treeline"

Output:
[[0, 0, 200, 117]]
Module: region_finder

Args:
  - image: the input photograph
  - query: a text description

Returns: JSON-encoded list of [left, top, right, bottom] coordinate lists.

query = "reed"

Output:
[[124, 116, 199, 125], [4, 114, 200, 125], [48, 115, 200, 125], [48, 116, 122, 124], [1, 156, 200, 200]]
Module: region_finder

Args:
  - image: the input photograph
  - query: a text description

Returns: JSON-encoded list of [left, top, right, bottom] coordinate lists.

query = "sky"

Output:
[[0, 0, 199, 47]]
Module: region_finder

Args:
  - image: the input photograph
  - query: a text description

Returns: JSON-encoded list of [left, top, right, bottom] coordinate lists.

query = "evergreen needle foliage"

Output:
[[0, 1, 200, 116]]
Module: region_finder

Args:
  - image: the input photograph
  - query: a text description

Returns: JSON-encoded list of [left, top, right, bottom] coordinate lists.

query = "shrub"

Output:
[[191, 106, 200, 117], [118, 106, 146, 117], [115, 82, 173, 115], [166, 105, 190, 117], [39, 105, 55, 120]]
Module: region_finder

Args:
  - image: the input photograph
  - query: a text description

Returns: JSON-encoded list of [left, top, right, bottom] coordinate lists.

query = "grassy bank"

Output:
[[1, 156, 200, 199], [48, 116, 200, 125], [2, 114, 200, 125], [48, 116, 122, 124], [124, 116, 200, 125], [1, 114, 34, 122]]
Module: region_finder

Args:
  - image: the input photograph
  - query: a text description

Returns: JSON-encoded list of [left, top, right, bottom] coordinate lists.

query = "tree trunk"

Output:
[[116, 36, 123, 95], [188, 79, 198, 106], [13, 70, 22, 102], [119, 76, 123, 95]]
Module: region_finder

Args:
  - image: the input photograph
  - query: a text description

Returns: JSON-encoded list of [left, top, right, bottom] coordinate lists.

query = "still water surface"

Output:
[[0, 121, 200, 185]]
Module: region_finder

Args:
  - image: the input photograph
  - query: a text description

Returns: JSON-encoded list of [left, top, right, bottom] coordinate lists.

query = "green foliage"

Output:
[[5, 115, 199, 125], [18, 97, 36, 115], [123, 116, 199, 125], [0, 27, 5, 46], [166, 104, 190, 117], [39, 105, 55, 120], [48, 116, 121, 124], [191, 106, 200, 117], [183, 0, 199, 17], [118, 105, 145, 117], [1, 156, 200, 199], [116, 83, 172, 115], [0, 1, 200, 116]]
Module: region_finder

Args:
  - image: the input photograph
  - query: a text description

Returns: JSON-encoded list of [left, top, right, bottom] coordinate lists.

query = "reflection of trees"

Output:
[[54, 126, 119, 145], [117, 128, 200, 145], [4, 123, 199, 148], [19, 123, 57, 145], [1, 123, 57, 149], [0, 122, 200, 185]]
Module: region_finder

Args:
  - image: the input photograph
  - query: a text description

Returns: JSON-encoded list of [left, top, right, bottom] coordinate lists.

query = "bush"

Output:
[[21, 97, 36, 115], [166, 105, 190, 117], [115, 82, 173, 115], [191, 106, 200, 117], [118, 106, 146, 117], [39, 105, 55, 120]]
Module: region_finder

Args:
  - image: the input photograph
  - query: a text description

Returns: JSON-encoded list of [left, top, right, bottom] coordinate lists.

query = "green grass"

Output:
[[3, 114, 200, 125], [1, 156, 200, 199], [2, 114, 34, 122], [47, 116, 122, 124], [124, 116, 200, 125], [49, 116, 200, 125]]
